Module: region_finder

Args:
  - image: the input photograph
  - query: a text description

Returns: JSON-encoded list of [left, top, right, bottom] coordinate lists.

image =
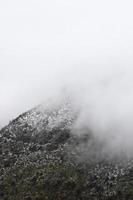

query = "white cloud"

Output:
[[1, 0, 133, 136]]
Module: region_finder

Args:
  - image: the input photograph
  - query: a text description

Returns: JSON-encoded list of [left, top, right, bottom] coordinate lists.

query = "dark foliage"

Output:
[[0, 105, 133, 200]]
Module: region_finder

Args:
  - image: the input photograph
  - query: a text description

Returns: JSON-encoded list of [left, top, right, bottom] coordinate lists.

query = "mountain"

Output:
[[0, 99, 133, 200]]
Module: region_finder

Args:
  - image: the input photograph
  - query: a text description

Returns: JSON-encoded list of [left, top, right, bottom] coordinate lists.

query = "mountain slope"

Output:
[[0, 101, 133, 200]]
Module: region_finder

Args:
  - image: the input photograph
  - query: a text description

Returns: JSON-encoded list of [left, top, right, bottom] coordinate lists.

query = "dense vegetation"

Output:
[[0, 104, 133, 200]]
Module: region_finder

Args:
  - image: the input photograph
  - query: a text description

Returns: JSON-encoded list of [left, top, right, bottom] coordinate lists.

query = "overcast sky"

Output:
[[1, 0, 133, 127]]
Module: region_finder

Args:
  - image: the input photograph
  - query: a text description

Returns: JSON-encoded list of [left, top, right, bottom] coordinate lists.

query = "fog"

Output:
[[1, 0, 133, 154]]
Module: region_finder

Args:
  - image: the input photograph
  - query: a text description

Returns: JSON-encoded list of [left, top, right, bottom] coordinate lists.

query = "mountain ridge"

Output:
[[0, 100, 133, 200]]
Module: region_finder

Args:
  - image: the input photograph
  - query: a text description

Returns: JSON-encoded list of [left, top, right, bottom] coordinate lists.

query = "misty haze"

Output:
[[1, 0, 133, 200]]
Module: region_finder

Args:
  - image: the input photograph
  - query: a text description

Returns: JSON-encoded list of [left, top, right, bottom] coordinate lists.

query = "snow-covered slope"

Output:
[[0, 99, 133, 200]]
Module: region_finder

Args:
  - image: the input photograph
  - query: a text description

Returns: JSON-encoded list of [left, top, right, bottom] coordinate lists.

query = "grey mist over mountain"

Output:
[[2, 65, 133, 156], [1, 0, 133, 156]]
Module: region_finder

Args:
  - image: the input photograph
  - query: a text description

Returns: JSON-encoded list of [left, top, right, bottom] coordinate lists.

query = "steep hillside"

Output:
[[0, 100, 133, 200]]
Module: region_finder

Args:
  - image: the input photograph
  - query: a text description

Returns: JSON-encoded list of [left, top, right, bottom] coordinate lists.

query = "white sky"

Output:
[[1, 0, 133, 127]]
